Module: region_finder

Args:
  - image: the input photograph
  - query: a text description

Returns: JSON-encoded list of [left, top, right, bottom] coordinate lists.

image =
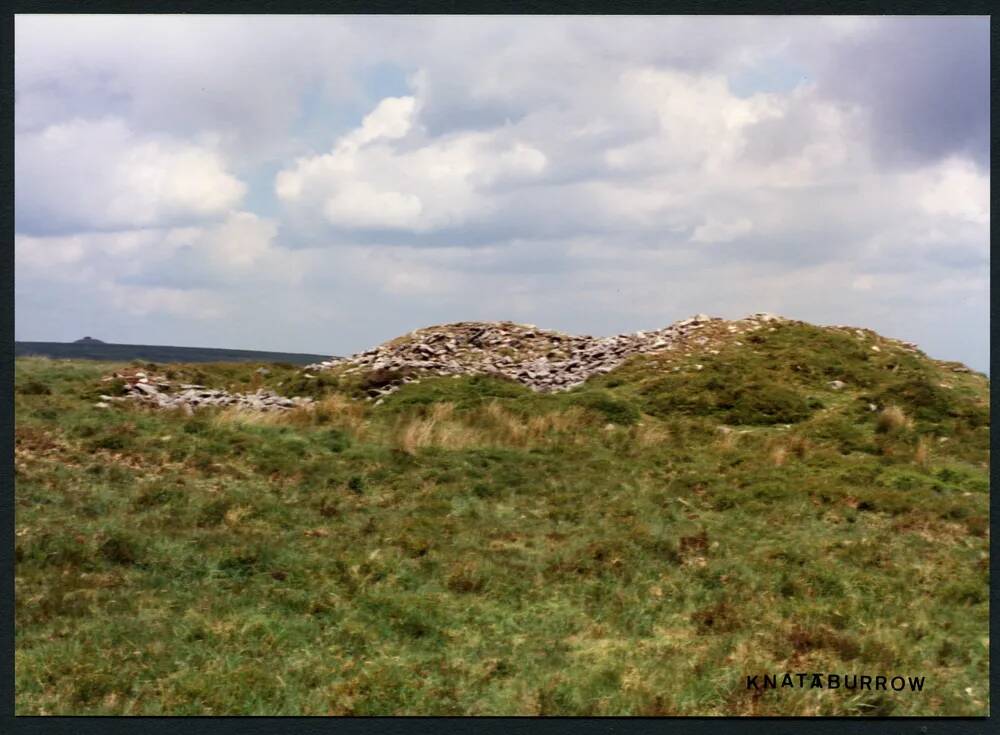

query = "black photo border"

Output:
[[1, 2, 995, 733]]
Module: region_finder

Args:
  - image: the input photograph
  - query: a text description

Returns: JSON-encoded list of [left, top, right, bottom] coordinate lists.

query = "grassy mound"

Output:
[[13, 321, 989, 715]]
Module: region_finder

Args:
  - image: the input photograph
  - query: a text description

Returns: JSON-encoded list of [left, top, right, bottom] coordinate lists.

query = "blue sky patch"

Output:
[[729, 56, 811, 97]]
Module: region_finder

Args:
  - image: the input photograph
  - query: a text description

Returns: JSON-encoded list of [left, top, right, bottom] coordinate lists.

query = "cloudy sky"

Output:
[[15, 15, 990, 370]]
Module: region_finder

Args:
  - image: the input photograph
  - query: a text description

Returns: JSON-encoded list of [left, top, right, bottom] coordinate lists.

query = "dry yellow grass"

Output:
[[633, 422, 670, 448], [482, 400, 526, 444], [715, 427, 739, 451], [396, 416, 440, 454], [770, 445, 788, 466], [211, 406, 295, 427], [393, 401, 594, 453], [394, 403, 475, 453], [876, 405, 909, 434], [767, 435, 809, 466], [212, 394, 370, 438], [479, 403, 591, 447], [786, 435, 810, 459], [313, 394, 368, 435], [914, 435, 931, 467]]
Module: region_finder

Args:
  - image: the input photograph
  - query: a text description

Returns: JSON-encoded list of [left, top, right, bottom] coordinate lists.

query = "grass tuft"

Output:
[[876, 405, 908, 434]]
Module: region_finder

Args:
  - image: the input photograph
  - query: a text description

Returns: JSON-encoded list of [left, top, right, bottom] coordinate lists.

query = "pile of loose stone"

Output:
[[96, 369, 313, 413], [93, 312, 940, 412], [306, 312, 789, 399]]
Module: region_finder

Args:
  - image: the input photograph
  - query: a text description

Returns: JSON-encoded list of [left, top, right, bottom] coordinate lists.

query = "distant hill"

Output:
[[15, 341, 333, 366]]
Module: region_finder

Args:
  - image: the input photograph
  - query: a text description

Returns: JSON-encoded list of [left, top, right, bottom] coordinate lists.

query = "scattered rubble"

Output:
[[99, 369, 313, 412]]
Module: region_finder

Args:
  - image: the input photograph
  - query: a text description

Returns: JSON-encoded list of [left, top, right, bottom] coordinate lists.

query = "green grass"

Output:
[[14, 324, 990, 715]]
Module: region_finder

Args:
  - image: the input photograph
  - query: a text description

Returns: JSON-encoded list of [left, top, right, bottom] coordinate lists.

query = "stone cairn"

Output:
[[94, 312, 932, 411], [306, 312, 789, 401]]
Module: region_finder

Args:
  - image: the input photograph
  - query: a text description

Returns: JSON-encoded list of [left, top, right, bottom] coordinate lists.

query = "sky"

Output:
[[14, 15, 990, 371]]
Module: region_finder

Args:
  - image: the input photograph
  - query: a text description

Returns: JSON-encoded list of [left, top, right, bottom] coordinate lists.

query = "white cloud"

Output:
[[14, 15, 369, 166], [16, 117, 245, 233], [15, 228, 191, 284], [201, 211, 280, 269], [100, 282, 229, 320], [16, 211, 304, 294], [908, 157, 989, 225], [691, 217, 754, 243], [323, 183, 425, 230], [607, 68, 784, 174], [335, 245, 458, 296], [346, 95, 416, 147], [851, 274, 876, 291], [15, 233, 87, 270], [276, 96, 547, 232]]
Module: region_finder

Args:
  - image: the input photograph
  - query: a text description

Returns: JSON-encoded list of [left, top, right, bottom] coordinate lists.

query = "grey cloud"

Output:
[[16, 15, 366, 165], [814, 16, 989, 167]]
